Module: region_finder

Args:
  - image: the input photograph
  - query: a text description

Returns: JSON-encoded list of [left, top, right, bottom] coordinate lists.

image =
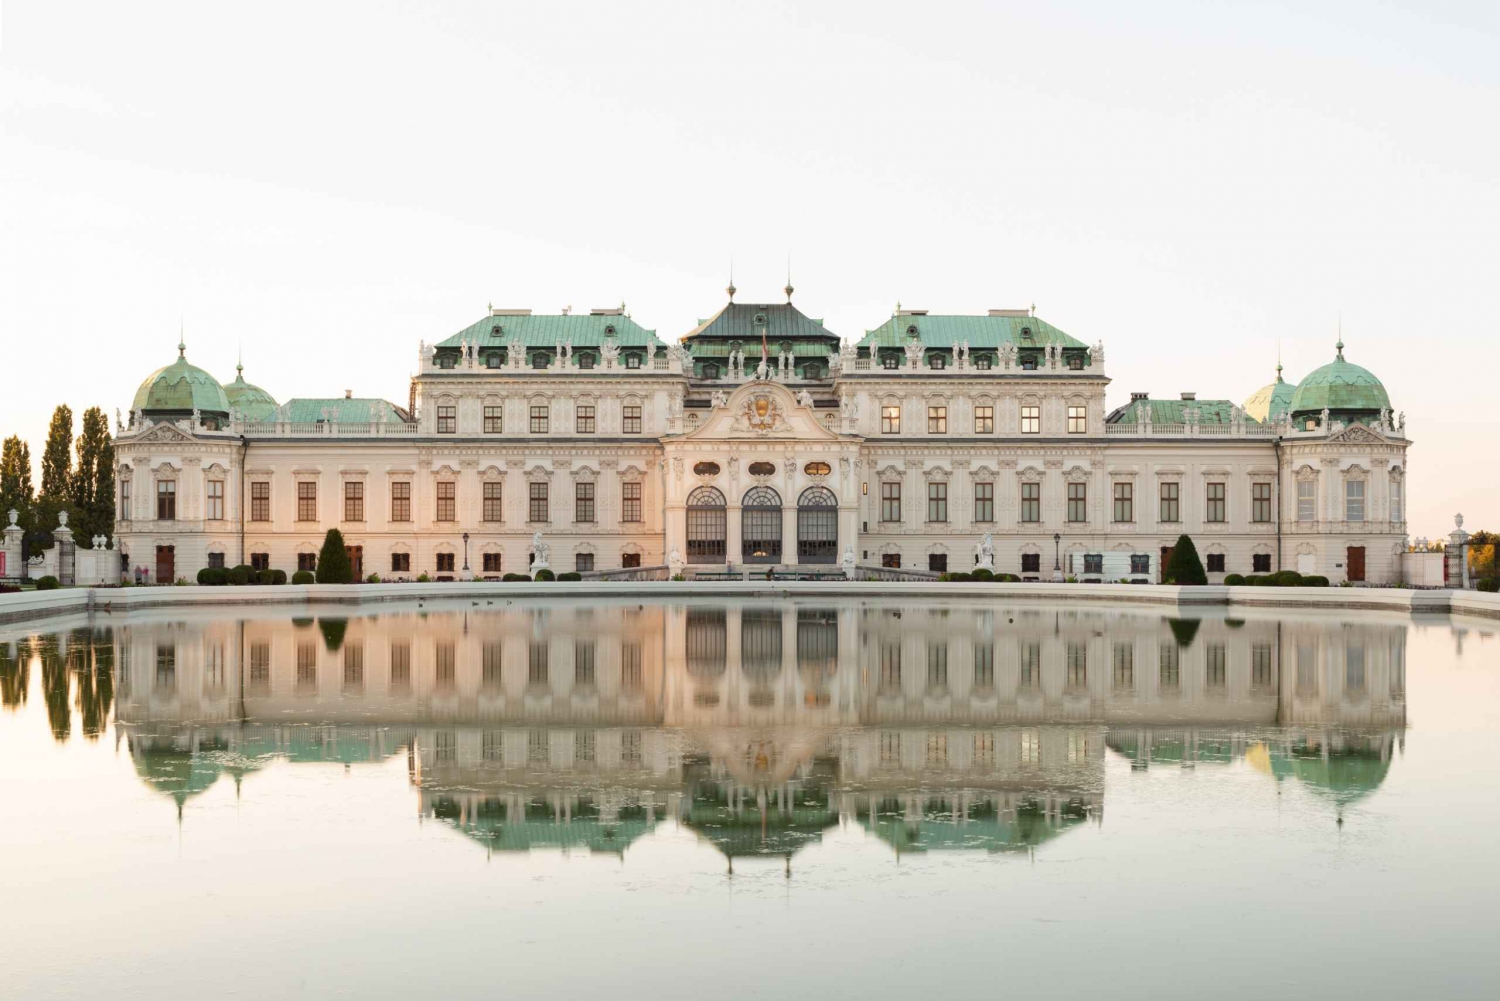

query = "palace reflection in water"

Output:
[[0, 600, 1407, 863]]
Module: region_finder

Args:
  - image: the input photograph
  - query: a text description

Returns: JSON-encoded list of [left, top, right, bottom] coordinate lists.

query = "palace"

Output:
[[112, 287, 1410, 584]]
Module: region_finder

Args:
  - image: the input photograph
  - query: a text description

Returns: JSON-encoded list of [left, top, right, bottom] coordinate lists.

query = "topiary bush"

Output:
[[503, 573, 529, 582], [995, 573, 1021, 583], [1302, 575, 1330, 587], [34, 575, 60, 590], [1164, 535, 1207, 585], [949, 572, 974, 582], [227, 565, 250, 586], [1270, 570, 1305, 587], [1242, 575, 1265, 586], [257, 569, 278, 586], [316, 528, 352, 584], [1475, 577, 1498, 593], [197, 567, 227, 586], [291, 570, 315, 585], [971, 568, 994, 581], [1222, 573, 1246, 587], [533, 568, 555, 581], [556, 571, 582, 581], [271, 569, 287, 585]]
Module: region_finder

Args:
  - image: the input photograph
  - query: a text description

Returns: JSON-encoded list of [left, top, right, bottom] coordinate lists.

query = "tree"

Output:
[[0, 436, 33, 526], [71, 407, 115, 542], [1164, 534, 1208, 585], [40, 405, 74, 501], [315, 528, 352, 583]]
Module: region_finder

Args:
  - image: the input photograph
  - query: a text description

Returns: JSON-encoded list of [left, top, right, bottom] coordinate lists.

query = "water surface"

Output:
[[2, 598, 1497, 999]]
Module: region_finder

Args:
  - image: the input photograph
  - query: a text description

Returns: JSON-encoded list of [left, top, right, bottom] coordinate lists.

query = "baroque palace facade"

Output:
[[112, 288, 1410, 584]]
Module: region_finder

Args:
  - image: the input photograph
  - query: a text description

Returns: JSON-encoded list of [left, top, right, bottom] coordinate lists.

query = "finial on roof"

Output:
[[1275, 362, 1283, 382], [726, 255, 736, 301], [784, 256, 793, 302], [894, 300, 901, 315], [178, 315, 185, 358], [1336, 338, 1345, 360], [1030, 302, 1036, 317]]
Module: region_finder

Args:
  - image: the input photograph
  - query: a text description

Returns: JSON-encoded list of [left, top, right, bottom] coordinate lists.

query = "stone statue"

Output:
[[974, 532, 995, 570], [508, 334, 524, 369], [840, 395, 854, 419], [668, 546, 683, 572], [1398, 411, 1406, 433], [796, 389, 814, 408], [841, 544, 856, 577], [1320, 407, 1330, 428], [904, 338, 924, 370], [1089, 340, 1106, 364], [710, 390, 728, 408], [755, 351, 769, 381], [601, 338, 619, 366], [530, 531, 550, 568], [668, 394, 683, 418], [115, 408, 122, 432], [191, 407, 201, 428]]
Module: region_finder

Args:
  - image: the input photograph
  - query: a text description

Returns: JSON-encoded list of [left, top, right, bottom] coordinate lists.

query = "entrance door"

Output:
[[346, 546, 364, 579], [155, 545, 174, 584], [1160, 546, 1174, 584], [1347, 546, 1366, 582]]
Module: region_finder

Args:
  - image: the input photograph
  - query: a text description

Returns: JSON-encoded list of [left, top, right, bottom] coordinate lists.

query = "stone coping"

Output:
[[1, 582, 1496, 625]]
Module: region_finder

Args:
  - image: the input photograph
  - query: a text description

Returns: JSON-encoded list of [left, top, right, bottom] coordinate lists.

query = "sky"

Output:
[[1, 0, 1496, 538]]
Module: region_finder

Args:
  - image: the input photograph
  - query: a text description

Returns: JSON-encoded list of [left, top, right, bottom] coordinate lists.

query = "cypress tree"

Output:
[[71, 407, 114, 542], [315, 528, 352, 583], [40, 405, 74, 501], [1164, 534, 1208, 585], [0, 436, 33, 525]]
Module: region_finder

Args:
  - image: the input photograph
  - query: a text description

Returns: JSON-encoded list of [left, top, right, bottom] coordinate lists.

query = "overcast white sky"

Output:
[[2, 0, 1496, 537]]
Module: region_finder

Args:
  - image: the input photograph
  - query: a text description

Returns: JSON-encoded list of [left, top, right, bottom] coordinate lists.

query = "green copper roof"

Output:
[[858, 312, 1087, 352], [223, 364, 280, 422], [277, 398, 411, 423], [1105, 397, 1258, 425], [683, 302, 840, 348], [436, 311, 665, 351], [132, 343, 231, 416], [1288, 342, 1390, 416], [1243, 366, 1297, 423]]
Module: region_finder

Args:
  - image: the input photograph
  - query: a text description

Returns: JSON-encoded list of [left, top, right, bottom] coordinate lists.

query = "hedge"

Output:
[[1476, 577, 1498, 593], [34, 575, 60, 590], [197, 567, 227, 586], [995, 573, 1021, 583], [1302, 575, 1330, 587], [1223, 573, 1246, 586], [291, 570, 315, 585], [227, 565, 251, 586], [556, 571, 582, 581], [502, 573, 529, 582], [533, 569, 556, 581], [971, 568, 995, 581]]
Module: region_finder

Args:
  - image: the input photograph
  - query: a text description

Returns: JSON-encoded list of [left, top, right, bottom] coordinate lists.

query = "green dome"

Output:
[[1243, 365, 1298, 423], [1288, 341, 1390, 418], [223, 363, 280, 422], [132, 343, 231, 417]]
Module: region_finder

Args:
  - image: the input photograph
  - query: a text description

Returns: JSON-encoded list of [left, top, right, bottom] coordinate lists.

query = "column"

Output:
[[781, 504, 798, 566]]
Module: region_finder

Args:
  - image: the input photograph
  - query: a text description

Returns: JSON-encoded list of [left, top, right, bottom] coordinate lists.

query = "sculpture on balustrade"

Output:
[[796, 389, 814, 408], [530, 532, 550, 569], [1320, 407, 1330, 428], [842, 545, 856, 576], [601, 338, 619, 367], [710, 390, 728, 408], [904, 338, 924, 370], [827, 349, 841, 377], [974, 533, 995, 570]]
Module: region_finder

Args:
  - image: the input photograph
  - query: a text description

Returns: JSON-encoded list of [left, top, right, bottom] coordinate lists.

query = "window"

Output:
[[1252, 482, 1272, 523], [1068, 354, 1084, 371], [1206, 553, 1225, 573], [532, 353, 549, 369], [974, 482, 994, 523], [576, 553, 594, 573], [436, 405, 456, 434], [1252, 553, 1272, 573], [928, 354, 946, 370], [575, 405, 595, 433], [483, 406, 503, 434], [436, 552, 455, 573], [391, 552, 410, 572], [622, 482, 642, 522], [294, 643, 315, 691], [881, 553, 901, 568], [622, 553, 641, 568], [205, 480, 224, 520], [881, 405, 900, 434], [578, 353, 594, 370], [881, 482, 901, 522], [298, 552, 317, 572], [1067, 405, 1087, 434], [207, 551, 225, 569], [1021, 483, 1040, 523], [1021, 356, 1037, 371], [1297, 479, 1316, 521], [804, 461, 831, 476], [1252, 643, 1273, 688], [1160, 482, 1180, 523], [1391, 477, 1403, 523], [529, 482, 548, 522], [1113, 482, 1133, 522], [974, 405, 994, 434], [156, 481, 176, 520], [483, 552, 501, 573], [621, 643, 643, 691], [696, 461, 723, 476], [927, 482, 948, 522], [624, 353, 641, 369], [1021, 405, 1040, 434], [575, 482, 595, 523], [1130, 553, 1150, 575], [975, 355, 992, 370], [482, 482, 502, 522], [1021, 552, 1041, 574], [927, 643, 948, 687], [435, 644, 455, 690], [528, 642, 548, 686], [1083, 553, 1103, 575], [882, 354, 899, 369], [250, 552, 269, 571], [481, 644, 502, 690], [486, 353, 501, 369], [529, 405, 549, 434], [344, 481, 363, 521], [702, 362, 720, 379], [436, 482, 455, 521], [928, 406, 947, 434], [120, 477, 131, 517], [343, 644, 364, 689], [296, 481, 316, 521], [622, 405, 642, 434], [1067, 482, 1087, 523], [1206, 482, 1225, 523], [391, 482, 411, 522], [748, 461, 776, 477], [1346, 480, 1365, 522], [437, 354, 454, 369]]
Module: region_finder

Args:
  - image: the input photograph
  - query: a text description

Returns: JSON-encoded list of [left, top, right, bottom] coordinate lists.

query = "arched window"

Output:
[[741, 486, 783, 564], [577, 353, 595, 370], [882, 353, 899, 370], [686, 486, 726, 564], [797, 486, 838, 564], [928, 354, 946, 370], [625, 353, 641, 369], [702, 362, 720, 380], [685, 608, 727, 678], [532, 353, 550, 369]]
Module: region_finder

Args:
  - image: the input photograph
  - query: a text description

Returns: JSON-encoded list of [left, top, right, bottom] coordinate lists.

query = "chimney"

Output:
[[1180, 392, 1196, 401], [1130, 392, 1149, 402], [345, 390, 352, 399]]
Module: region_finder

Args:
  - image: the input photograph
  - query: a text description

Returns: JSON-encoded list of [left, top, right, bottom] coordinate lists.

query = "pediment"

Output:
[[132, 422, 196, 444], [678, 382, 843, 441], [1328, 423, 1389, 445]]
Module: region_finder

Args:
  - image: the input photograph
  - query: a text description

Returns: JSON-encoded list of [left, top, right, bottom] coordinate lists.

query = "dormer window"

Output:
[[975, 355, 992, 370], [486, 353, 502, 369], [1068, 354, 1083, 371], [578, 353, 595, 370], [702, 362, 720, 380], [438, 355, 455, 369], [882, 354, 899, 370], [803, 362, 822, 379], [625, 353, 641, 369], [928, 355, 945, 370], [532, 354, 549, 369], [1021, 356, 1037, 371]]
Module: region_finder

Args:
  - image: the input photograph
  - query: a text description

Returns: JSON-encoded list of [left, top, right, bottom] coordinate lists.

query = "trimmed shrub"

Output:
[[949, 572, 974, 582], [315, 528, 352, 584], [533, 568, 556, 581], [416, 572, 431, 582], [34, 575, 60, 591], [1269, 570, 1304, 587], [1475, 577, 1498, 593], [503, 573, 529, 582], [1164, 535, 1207, 585], [1302, 575, 1330, 587], [197, 567, 226, 586], [1242, 575, 1265, 586], [971, 568, 995, 581], [938, 573, 953, 582], [291, 570, 315, 585], [271, 569, 287, 585], [1222, 573, 1246, 587], [227, 565, 251, 586], [0, 584, 19, 594], [995, 573, 1021, 583], [257, 569, 277, 586], [556, 571, 582, 581]]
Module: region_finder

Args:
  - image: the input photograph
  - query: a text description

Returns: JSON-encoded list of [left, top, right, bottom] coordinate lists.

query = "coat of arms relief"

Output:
[[731, 392, 792, 435]]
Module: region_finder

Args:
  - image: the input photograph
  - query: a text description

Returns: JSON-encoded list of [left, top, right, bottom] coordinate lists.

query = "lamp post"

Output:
[[1052, 532, 1062, 583], [462, 532, 470, 575]]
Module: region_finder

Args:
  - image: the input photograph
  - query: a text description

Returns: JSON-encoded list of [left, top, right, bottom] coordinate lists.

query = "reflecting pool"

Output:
[[2, 599, 1498, 998]]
